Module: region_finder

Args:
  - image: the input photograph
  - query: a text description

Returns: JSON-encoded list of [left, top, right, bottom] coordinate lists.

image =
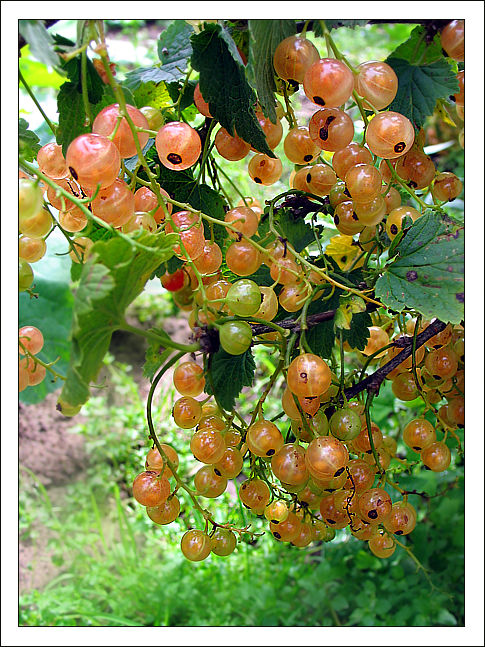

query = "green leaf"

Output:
[[386, 27, 459, 128], [205, 348, 256, 411], [375, 212, 464, 324], [274, 210, 315, 253], [155, 165, 228, 245], [61, 55, 105, 104], [19, 20, 60, 68], [132, 81, 172, 110], [306, 291, 341, 359], [19, 272, 74, 404], [19, 118, 41, 162], [157, 20, 194, 75], [341, 310, 372, 350], [190, 23, 274, 157], [387, 26, 443, 65], [437, 609, 457, 626], [143, 340, 173, 381], [56, 82, 90, 154], [247, 20, 296, 122], [124, 20, 193, 90], [58, 230, 177, 412], [167, 79, 197, 112], [386, 58, 459, 128], [230, 263, 274, 288], [165, 256, 185, 274]]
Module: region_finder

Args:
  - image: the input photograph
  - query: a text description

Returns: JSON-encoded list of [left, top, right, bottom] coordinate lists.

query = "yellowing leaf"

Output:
[[325, 235, 364, 271]]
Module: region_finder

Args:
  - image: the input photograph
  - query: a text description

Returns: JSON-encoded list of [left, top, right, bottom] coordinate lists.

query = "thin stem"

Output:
[[81, 44, 92, 128], [19, 342, 66, 381], [364, 391, 383, 474], [390, 534, 436, 591], [146, 353, 209, 516], [19, 69, 57, 136], [119, 320, 200, 353]]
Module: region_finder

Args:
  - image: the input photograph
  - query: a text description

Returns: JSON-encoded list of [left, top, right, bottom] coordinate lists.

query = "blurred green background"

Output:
[[19, 19, 464, 627]]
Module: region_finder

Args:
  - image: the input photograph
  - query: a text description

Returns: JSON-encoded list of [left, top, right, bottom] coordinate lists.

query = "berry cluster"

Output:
[[19, 19, 464, 565], [131, 312, 463, 560]]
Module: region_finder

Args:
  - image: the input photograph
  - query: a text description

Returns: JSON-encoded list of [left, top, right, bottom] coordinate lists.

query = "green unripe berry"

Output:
[[329, 407, 362, 441], [225, 279, 262, 317], [219, 321, 252, 355]]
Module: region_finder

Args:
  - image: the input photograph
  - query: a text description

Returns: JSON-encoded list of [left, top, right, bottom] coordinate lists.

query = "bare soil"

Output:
[[19, 314, 192, 593]]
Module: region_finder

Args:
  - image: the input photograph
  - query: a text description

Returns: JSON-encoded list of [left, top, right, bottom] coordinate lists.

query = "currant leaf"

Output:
[[58, 231, 177, 412], [375, 211, 464, 324], [205, 348, 256, 411], [190, 23, 274, 157]]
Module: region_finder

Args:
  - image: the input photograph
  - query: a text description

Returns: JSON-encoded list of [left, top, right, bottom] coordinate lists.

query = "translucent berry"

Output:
[[19, 178, 44, 220], [383, 501, 417, 535], [283, 126, 320, 164], [66, 133, 121, 190], [145, 444, 179, 478], [147, 495, 180, 525], [248, 154, 283, 185], [365, 111, 415, 159], [403, 418, 437, 452], [193, 83, 212, 117], [246, 419, 284, 458], [213, 447, 244, 479], [386, 206, 421, 240], [309, 108, 354, 151], [219, 321, 252, 355], [194, 465, 227, 497], [440, 20, 464, 61], [273, 35, 320, 83], [334, 200, 364, 235], [211, 528, 237, 556], [358, 487, 392, 524], [37, 143, 69, 179], [224, 206, 259, 239], [155, 121, 201, 171], [354, 61, 398, 110], [181, 529, 212, 561], [305, 164, 338, 196], [421, 442, 451, 472], [287, 353, 332, 398], [239, 478, 271, 513], [225, 240, 262, 276], [368, 531, 396, 558], [172, 396, 202, 429], [19, 326, 44, 355], [91, 178, 135, 227], [132, 471, 170, 507], [303, 58, 354, 107], [92, 103, 149, 158], [345, 164, 382, 203], [332, 143, 373, 180], [271, 443, 308, 486], [395, 148, 436, 190], [431, 172, 463, 202], [215, 127, 250, 161], [173, 361, 205, 397], [134, 186, 172, 224], [306, 436, 349, 480]]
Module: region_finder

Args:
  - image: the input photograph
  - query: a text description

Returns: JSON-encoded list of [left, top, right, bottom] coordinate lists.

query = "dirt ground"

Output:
[[19, 314, 192, 593]]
